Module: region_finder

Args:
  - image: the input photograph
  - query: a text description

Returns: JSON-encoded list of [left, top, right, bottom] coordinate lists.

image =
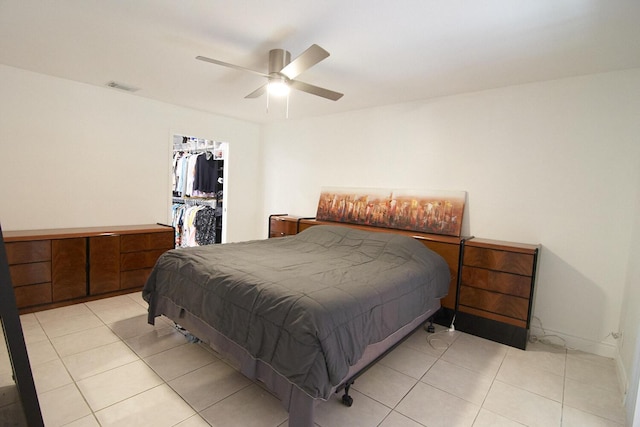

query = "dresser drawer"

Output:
[[120, 249, 166, 271], [148, 232, 175, 250], [121, 232, 174, 252], [461, 266, 531, 298], [9, 262, 51, 287], [5, 240, 51, 264], [463, 246, 534, 276], [121, 269, 152, 289], [14, 283, 52, 308]]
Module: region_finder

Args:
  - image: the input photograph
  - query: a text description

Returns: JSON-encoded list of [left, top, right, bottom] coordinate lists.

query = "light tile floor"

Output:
[[0, 293, 627, 426]]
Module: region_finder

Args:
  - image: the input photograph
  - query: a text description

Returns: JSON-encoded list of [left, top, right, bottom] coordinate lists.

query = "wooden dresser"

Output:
[[3, 224, 174, 313], [456, 238, 540, 349]]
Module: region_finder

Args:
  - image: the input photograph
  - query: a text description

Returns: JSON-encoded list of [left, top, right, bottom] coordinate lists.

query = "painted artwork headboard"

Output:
[[315, 187, 466, 237]]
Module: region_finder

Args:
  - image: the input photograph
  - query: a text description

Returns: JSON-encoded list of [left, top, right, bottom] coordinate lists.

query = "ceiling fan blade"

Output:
[[280, 44, 330, 79], [245, 84, 267, 99], [289, 80, 343, 101], [196, 56, 269, 78]]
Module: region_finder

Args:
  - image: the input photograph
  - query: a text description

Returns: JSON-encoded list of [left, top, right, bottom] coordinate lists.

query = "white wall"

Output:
[[620, 169, 640, 424], [261, 69, 640, 358], [0, 65, 262, 242], [2, 62, 639, 417]]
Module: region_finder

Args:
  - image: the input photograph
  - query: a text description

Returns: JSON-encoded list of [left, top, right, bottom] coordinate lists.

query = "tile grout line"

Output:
[[376, 328, 460, 427], [472, 342, 509, 425], [42, 302, 102, 427]]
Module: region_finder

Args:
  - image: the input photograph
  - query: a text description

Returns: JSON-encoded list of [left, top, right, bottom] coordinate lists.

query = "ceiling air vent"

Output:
[[106, 81, 140, 92]]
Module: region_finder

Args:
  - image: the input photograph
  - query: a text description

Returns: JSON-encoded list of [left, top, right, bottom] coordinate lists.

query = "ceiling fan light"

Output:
[[267, 80, 290, 97]]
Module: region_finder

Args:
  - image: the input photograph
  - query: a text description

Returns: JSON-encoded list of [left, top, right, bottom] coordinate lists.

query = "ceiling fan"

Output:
[[196, 44, 343, 101]]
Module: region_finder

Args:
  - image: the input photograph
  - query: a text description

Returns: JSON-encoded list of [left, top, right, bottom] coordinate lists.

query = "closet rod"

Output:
[[172, 148, 224, 159], [173, 197, 217, 206], [173, 147, 218, 153]]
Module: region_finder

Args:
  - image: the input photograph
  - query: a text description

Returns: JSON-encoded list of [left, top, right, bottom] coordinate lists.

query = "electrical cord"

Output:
[[426, 316, 457, 351], [528, 316, 576, 350], [426, 329, 456, 350]]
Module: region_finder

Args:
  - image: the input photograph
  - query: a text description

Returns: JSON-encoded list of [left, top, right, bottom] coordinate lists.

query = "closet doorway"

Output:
[[170, 134, 229, 247]]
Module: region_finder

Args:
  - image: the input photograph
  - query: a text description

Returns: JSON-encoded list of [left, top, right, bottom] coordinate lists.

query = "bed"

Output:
[[143, 224, 452, 426]]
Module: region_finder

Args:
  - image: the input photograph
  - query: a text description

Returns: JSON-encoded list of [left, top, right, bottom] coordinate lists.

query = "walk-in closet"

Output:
[[171, 135, 228, 247]]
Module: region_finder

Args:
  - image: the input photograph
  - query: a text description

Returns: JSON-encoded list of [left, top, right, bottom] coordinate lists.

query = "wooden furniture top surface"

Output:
[[298, 219, 466, 245], [3, 224, 173, 242], [270, 215, 300, 221], [465, 237, 539, 254]]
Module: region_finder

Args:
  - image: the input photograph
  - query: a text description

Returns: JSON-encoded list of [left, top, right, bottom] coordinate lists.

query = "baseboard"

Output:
[[529, 325, 617, 358], [615, 350, 629, 401]]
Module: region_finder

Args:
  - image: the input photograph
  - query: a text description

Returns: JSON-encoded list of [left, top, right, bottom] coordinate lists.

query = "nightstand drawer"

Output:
[[269, 215, 299, 237], [458, 286, 529, 320], [463, 246, 534, 276], [461, 266, 531, 298]]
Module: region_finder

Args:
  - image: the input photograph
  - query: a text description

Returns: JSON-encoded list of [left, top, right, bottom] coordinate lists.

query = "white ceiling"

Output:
[[1, 1, 639, 124]]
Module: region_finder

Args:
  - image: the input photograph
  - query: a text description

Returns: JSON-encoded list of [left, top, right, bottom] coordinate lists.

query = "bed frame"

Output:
[[147, 221, 464, 426]]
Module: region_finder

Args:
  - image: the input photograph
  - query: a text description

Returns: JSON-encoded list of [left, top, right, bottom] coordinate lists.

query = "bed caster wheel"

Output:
[[341, 394, 353, 407], [425, 320, 435, 333]]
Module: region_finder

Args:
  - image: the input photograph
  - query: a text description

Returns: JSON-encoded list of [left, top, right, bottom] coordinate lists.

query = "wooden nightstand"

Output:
[[455, 238, 540, 349], [268, 215, 309, 238]]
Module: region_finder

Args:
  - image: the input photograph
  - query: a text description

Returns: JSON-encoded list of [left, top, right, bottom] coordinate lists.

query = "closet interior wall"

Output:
[[171, 135, 227, 247]]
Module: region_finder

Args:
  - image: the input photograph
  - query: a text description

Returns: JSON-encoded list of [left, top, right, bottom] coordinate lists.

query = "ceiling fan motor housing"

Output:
[[269, 49, 291, 75]]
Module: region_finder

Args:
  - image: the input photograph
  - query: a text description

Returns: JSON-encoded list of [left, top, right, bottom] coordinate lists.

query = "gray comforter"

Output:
[[143, 225, 449, 399]]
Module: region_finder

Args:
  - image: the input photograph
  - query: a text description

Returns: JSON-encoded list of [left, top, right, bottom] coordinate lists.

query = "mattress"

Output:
[[143, 224, 450, 400]]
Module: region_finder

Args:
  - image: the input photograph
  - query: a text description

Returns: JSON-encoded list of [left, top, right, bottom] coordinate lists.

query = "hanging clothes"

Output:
[[171, 202, 217, 247], [194, 206, 217, 245], [193, 153, 222, 195], [184, 154, 199, 197], [171, 203, 186, 247], [172, 151, 222, 198], [171, 141, 225, 247]]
